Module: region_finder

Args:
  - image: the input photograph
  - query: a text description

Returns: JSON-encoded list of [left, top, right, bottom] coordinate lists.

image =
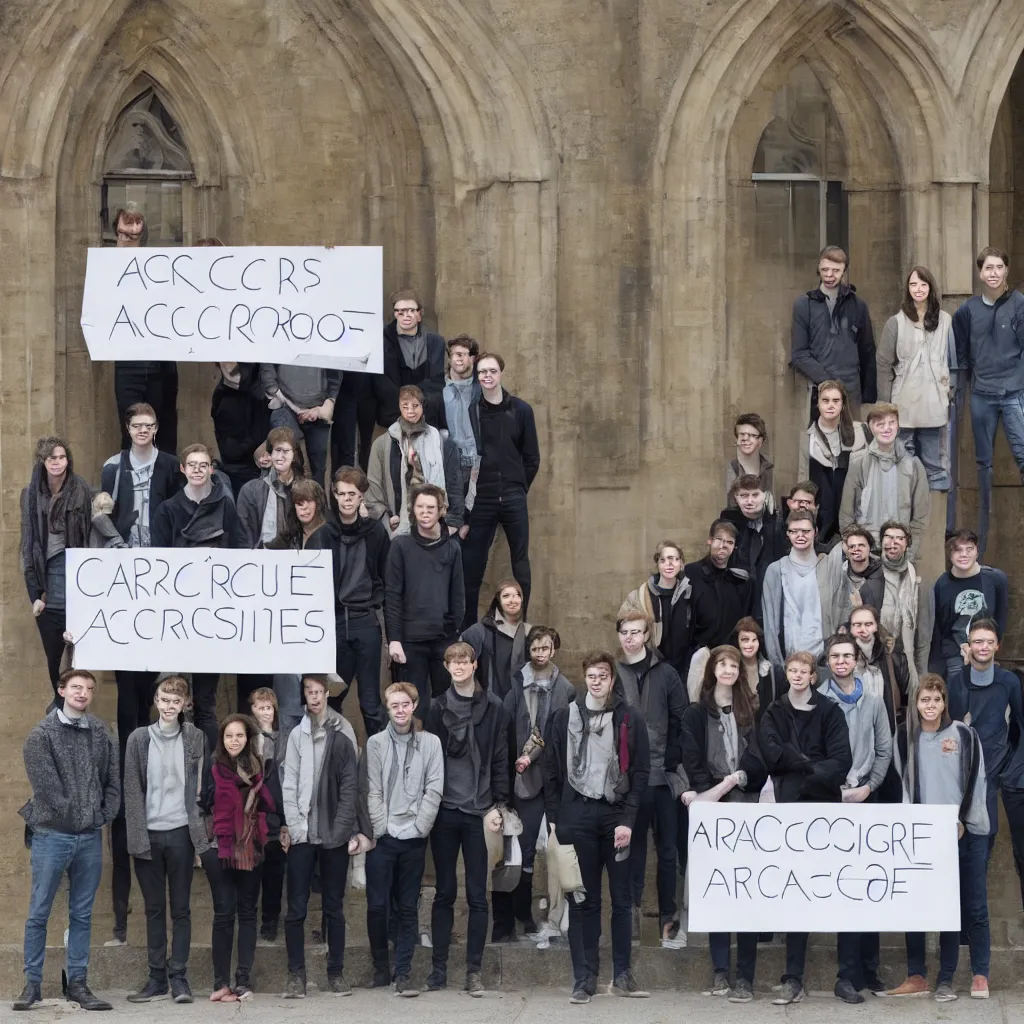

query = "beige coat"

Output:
[[876, 309, 953, 428]]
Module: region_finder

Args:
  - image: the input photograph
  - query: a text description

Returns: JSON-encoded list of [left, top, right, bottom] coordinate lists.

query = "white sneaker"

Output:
[[419, 932, 433, 948]]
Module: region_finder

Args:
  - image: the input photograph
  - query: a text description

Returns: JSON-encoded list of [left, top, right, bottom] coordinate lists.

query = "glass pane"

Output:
[[101, 178, 184, 246], [752, 180, 822, 270], [105, 85, 192, 173]]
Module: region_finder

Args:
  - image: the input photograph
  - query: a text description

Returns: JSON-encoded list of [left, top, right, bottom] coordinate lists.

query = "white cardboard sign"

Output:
[[80, 245, 382, 372], [687, 802, 961, 933], [66, 548, 336, 674]]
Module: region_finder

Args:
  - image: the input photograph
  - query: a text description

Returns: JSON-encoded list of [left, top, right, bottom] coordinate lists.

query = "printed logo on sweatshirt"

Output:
[[941, 737, 960, 755]]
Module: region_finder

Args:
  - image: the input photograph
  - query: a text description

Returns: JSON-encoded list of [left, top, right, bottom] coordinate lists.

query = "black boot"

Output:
[[13, 981, 41, 1011], [512, 873, 537, 934], [491, 890, 516, 941], [66, 978, 112, 1011]]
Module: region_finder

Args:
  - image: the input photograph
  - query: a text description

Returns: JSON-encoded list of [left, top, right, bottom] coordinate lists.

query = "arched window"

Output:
[[100, 80, 194, 245]]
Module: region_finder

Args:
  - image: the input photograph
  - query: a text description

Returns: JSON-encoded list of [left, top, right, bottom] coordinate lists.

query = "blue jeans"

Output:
[[899, 427, 950, 490], [270, 406, 331, 488], [24, 829, 104, 984], [968, 387, 1024, 554]]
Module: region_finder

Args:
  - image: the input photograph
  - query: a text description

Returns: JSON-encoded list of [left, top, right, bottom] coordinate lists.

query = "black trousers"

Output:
[[111, 813, 131, 939], [260, 840, 286, 928], [1001, 787, 1024, 912], [331, 371, 377, 472], [366, 834, 428, 978], [201, 848, 263, 990], [709, 932, 758, 984], [493, 792, 545, 936], [191, 673, 219, 753], [629, 784, 678, 925], [35, 606, 66, 703], [134, 826, 195, 980], [115, 671, 156, 766], [392, 636, 455, 721], [285, 843, 349, 976], [115, 362, 178, 453], [837, 931, 880, 987]]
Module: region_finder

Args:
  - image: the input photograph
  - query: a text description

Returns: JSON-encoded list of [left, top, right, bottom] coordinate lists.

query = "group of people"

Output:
[[13, 225, 1024, 1009]]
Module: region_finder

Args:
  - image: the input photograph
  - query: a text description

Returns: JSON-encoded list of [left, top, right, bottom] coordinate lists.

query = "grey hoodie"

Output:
[[818, 679, 892, 792], [261, 364, 342, 410], [364, 725, 444, 840]]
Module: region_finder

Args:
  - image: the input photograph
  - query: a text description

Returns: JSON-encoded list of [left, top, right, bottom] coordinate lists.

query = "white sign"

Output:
[[687, 802, 960, 933], [80, 246, 382, 372], [65, 548, 337, 674]]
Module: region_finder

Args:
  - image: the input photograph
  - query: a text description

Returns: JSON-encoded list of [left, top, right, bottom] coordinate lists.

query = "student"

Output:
[[724, 413, 775, 511], [424, 642, 511, 996], [614, 608, 688, 948], [281, 675, 362, 998], [441, 334, 481, 490], [331, 370, 377, 474], [260, 361, 340, 488], [268, 479, 333, 551], [797, 379, 870, 543], [496, 626, 576, 943], [151, 444, 240, 750], [15, 670, 119, 1012], [236, 427, 305, 548], [827, 524, 883, 622], [887, 674, 990, 1001], [204, 714, 281, 1001], [928, 529, 1009, 693], [680, 646, 767, 1002], [460, 578, 530, 701], [124, 676, 209, 1004], [952, 246, 1024, 553], [819, 634, 891, 1003], [622, 540, 693, 677], [20, 436, 92, 702], [211, 362, 272, 499], [760, 511, 845, 669], [729, 617, 787, 719], [364, 682, 444, 995], [878, 520, 931, 681], [386, 484, 466, 719], [876, 265, 955, 490], [684, 520, 754, 655], [790, 244, 877, 407], [758, 650, 853, 1005], [839, 403, 929, 560], [248, 688, 289, 944], [542, 650, 651, 1002], [376, 290, 446, 429], [366, 384, 464, 536], [460, 352, 540, 627]]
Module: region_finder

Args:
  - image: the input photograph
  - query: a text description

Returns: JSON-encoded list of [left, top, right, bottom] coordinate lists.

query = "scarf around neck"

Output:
[[828, 677, 864, 705]]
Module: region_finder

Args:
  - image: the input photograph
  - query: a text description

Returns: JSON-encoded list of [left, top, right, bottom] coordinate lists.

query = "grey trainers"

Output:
[[611, 970, 649, 997], [709, 970, 731, 997], [284, 972, 306, 999], [466, 972, 484, 997], [569, 983, 591, 1004], [934, 983, 957, 1002], [327, 974, 352, 996], [772, 979, 804, 1005], [729, 978, 754, 1003]]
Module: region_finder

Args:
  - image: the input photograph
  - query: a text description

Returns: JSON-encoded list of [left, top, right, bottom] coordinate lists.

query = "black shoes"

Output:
[[170, 977, 193, 1004], [371, 966, 391, 987], [835, 979, 866, 1004], [126, 978, 169, 1002], [611, 970, 650, 997], [394, 975, 419, 997], [327, 974, 352, 995], [284, 972, 306, 999], [13, 982, 41, 1011], [66, 979, 112, 1011], [425, 968, 447, 991]]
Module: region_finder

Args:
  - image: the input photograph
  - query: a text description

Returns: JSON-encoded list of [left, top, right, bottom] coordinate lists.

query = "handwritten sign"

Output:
[[65, 549, 336, 674], [80, 246, 382, 372], [687, 803, 960, 932]]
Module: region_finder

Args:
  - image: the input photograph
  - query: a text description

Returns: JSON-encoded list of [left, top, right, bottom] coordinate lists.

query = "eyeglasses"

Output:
[[787, 528, 814, 536], [477, 368, 500, 377], [185, 462, 211, 471], [128, 422, 157, 431], [736, 432, 762, 441], [618, 629, 645, 638], [394, 307, 420, 316], [271, 446, 293, 455]]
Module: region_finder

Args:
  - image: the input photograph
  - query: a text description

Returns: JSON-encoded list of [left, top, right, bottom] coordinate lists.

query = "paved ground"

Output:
[[15, 987, 1024, 1023]]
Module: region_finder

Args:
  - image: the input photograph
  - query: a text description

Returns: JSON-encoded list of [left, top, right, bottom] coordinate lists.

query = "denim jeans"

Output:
[[134, 826, 195, 980], [23, 829, 104, 984], [331, 617, 384, 735], [709, 932, 758, 984], [968, 387, 1024, 554], [366, 834, 428, 978], [629, 784, 678, 926], [1001, 787, 1024, 912], [460, 489, 531, 629], [899, 427, 950, 489], [270, 406, 331, 488], [285, 843, 349, 976], [200, 849, 262, 989]]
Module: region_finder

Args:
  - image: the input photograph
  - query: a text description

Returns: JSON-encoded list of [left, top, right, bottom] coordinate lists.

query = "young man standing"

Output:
[[460, 352, 540, 627], [952, 247, 1024, 554], [386, 484, 466, 720], [282, 675, 362, 998], [623, 541, 693, 676], [824, 525, 883, 629], [442, 334, 480, 492], [790, 244, 877, 408], [124, 676, 209, 1005], [878, 520, 931, 680], [615, 609, 688, 948], [364, 682, 444, 995], [211, 362, 272, 498], [543, 651, 651, 1002], [15, 670, 119, 1012], [330, 467, 391, 734], [424, 642, 510, 996], [724, 414, 775, 510], [839, 403, 929, 560], [684, 520, 754, 654], [819, 635, 892, 1003]]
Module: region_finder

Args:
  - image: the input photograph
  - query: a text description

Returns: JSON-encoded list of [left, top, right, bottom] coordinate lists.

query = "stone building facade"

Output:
[[1, 0, 1023, 939]]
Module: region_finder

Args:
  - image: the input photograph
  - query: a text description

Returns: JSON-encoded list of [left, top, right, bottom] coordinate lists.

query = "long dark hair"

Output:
[[214, 714, 262, 777], [699, 645, 756, 730], [845, 603, 897, 663], [815, 379, 856, 448], [33, 435, 92, 544], [900, 265, 941, 333]]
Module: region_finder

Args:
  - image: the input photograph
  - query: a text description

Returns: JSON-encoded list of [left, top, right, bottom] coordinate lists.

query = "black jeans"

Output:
[[629, 784, 677, 925], [331, 371, 377, 472], [1001, 787, 1024, 912], [285, 843, 349, 976], [460, 489, 531, 629], [393, 636, 455, 721], [783, 932, 809, 984], [115, 362, 178, 453], [366, 834, 428, 978], [836, 931, 880, 987], [260, 841, 286, 928], [111, 813, 131, 939], [332, 617, 384, 735], [201, 848, 262, 989], [35, 606, 66, 702], [134, 826, 195, 980], [563, 800, 632, 984], [709, 932, 758, 984], [191, 673, 219, 753], [431, 806, 489, 974], [115, 671, 156, 766]]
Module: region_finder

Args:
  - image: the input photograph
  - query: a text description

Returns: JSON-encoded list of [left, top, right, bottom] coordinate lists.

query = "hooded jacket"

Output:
[[211, 363, 272, 473], [952, 290, 1024, 397], [719, 506, 790, 618], [680, 701, 767, 801], [100, 449, 185, 544], [623, 575, 693, 676], [758, 690, 853, 803], [468, 390, 541, 505], [331, 514, 389, 627], [790, 283, 877, 404], [384, 521, 465, 643], [461, 613, 529, 700], [151, 475, 240, 548], [376, 321, 446, 427], [684, 557, 754, 652], [839, 440, 929, 560], [236, 469, 297, 549]]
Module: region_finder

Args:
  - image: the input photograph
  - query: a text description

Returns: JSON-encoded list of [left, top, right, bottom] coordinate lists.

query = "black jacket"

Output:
[[685, 557, 754, 651], [211, 364, 271, 473], [150, 476, 240, 548], [680, 702, 768, 798], [384, 522, 465, 642], [847, 557, 884, 612], [790, 284, 877, 404], [332, 514, 390, 626], [376, 321, 446, 427], [758, 690, 852, 803], [543, 690, 650, 832], [101, 449, 185, 543], [719, 507, 789, 620], [460, 616, 528, 700], [468, 390, 540, 505]]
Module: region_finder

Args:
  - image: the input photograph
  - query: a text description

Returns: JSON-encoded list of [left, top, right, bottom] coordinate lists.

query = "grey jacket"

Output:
[[20, 711, 120, 836], [363, 727, 444, 840], [818, 680, 892, 792], [123, 722, 209, 859], [236, 469, 293, 548], [261, 364, 342, 410]]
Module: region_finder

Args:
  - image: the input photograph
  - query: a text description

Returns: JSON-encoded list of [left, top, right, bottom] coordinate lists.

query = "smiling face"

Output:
[[446, 654, 476, 686], [223, 721, 248, 759], [980, 255, 1008, 293], [907, 271, 930, 305], [182, 451, 212, 489], [128, 414, 158, 447], [714, 655, 740, 688], [498, 586, 522, 621], [737, 629, 760, 661], [155, 687, 186, 724], [870, 413, 900, 446], [950, 540, 979, 574], [786, 518, 816, 552], [477, 357, 502, 394], [917, 686, 945, 726], [735, 425, 763, 457], [386, 689, 417, 731]]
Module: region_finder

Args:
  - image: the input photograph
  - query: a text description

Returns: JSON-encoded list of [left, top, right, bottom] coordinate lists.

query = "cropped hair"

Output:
[[179, 442, 212, 465], [581, 650, 617, 677], [476, 351, 505, 372], [58, 668, 97, 690], [526, 625, 561, 651], [976, 246, 1009, 270], [818, 244, 848, 268], [333, 465, 369, 493], [156, 675, 190, 700], [733, 413, 766, 439], [390, 288, 421, 309], [615, 605, 653, 634], [865, 401, 901, 425], [784, 650, 817, 674], [447, 334, 479, 357], [968, 617, 1001, 640], [785, 509, 816, 531], [444, 641, 477, 664], [124, 402, 158, 426], [398, 384, 425, 406]]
